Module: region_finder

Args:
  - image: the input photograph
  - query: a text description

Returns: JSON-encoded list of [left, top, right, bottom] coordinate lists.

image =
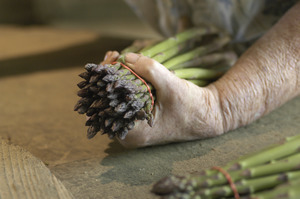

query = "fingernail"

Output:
[[104, 51, 112, 61], [125, 53, 139, 64]]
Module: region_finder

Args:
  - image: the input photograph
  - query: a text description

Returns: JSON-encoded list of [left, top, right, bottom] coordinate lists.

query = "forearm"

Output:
[[212, 2, 300, 132]]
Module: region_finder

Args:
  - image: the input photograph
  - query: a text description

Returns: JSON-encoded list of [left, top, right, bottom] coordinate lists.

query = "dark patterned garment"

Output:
[[125, 0, 298, 43]]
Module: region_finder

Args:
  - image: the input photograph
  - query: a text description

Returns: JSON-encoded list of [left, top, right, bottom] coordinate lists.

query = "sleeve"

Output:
[[124, 0, 192, 36]]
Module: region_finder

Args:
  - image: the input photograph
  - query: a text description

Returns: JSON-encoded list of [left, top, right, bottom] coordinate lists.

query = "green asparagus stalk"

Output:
[[198, 152, 300, 188], [163, 36, 231, 69], [140, 26, 217, 57], [226, 135, 300, 171], [248, 178, 300, 199], [169, 51, 237, 70], [197, 171, 300, 198], [173, 68, 223, 80], [200, 133, 300, 177], [121, 39, 158, 54]]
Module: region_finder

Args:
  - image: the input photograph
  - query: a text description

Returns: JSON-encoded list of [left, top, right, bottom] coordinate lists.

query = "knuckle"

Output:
[[147, 57, 156, 66], [143, 61, 157, 78], [111, 51, 119, 57], [132, 56, 166, 83]]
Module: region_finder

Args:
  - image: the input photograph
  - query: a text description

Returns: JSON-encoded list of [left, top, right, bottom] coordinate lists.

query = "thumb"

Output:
[[124, 53, 177, 91]]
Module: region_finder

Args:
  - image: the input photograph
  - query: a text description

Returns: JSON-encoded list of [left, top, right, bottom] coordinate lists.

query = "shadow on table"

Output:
[[99, 137, 223, 186], [0, 36, 132, 78], [99, 96, 300, 186]]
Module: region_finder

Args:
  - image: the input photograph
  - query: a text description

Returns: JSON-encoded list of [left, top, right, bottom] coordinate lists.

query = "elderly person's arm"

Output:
[[104, 2, 299, 148], [212, 1, 300, 132]]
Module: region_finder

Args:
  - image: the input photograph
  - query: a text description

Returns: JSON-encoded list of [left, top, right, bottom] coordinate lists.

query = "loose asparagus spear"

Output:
[[197, 152, 300, 189], [200, 133, 300, 177], [247, 178, 300, 199], [197, 171, 300, 198], [227, 135, 300, 171]]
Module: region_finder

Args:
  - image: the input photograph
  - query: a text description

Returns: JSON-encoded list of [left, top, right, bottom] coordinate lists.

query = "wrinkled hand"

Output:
[[99, 2, 300, 148], [99, 51, 224, 148], [114, 53, 225, 148]]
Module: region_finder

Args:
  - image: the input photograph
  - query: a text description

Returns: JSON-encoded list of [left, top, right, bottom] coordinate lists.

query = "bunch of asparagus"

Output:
[[152, 134, 300, 199], [74, 25, 237, 140]]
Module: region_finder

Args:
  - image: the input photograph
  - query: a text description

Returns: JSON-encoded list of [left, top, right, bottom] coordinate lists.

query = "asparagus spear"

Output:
[[227, 135, 300, 171], [151, 42, 190, 63], [163, 36, 231, 69], [197, 171, 300, 198], [173, 68, 223, 80], [248, 178, 300, 199], [198, 152, 300, 189], [200, 134, 300, 178], [121, 39, 158, 54], [169, 51, 237, 70], [140, 26, 217, 57]]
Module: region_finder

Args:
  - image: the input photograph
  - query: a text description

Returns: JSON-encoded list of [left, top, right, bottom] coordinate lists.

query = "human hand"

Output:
[[116, 53, 224, 148]]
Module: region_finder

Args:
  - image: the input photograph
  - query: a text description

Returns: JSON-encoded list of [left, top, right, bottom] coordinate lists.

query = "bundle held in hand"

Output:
[[74, 25, 237, 140]]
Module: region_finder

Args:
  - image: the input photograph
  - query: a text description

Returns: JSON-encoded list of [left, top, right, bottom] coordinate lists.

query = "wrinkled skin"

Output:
[[101, 2, 300, 148]]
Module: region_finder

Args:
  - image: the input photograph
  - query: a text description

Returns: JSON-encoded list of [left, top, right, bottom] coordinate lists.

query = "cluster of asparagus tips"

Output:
[[152, 134, 300, 199], [74, 25, 237, 140], [74, 62, 154, 140]]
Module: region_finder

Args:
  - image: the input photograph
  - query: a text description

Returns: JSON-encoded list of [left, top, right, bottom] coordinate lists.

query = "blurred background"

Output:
[[0, 0, 158, 38], [0, 0, 160, 78], [0, 0, 161, 163]]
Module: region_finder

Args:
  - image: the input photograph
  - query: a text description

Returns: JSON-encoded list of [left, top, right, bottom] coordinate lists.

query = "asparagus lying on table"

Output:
[[74, 25, 237, 140], [152, 134, 300, 199], [248, 178, 300, 199]]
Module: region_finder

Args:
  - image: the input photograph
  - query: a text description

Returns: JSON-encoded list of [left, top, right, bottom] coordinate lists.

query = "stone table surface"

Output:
[[0, 25, 299, 199]]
